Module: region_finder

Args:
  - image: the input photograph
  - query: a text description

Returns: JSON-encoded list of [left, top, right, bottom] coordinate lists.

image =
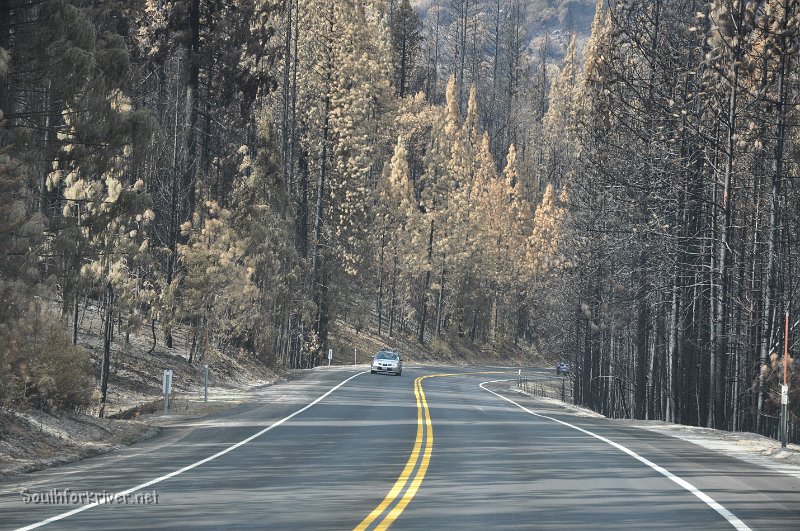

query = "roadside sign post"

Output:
[[204, 364, 209, 403], [328, 348, 333, 366], [162, 369, 173, 416]]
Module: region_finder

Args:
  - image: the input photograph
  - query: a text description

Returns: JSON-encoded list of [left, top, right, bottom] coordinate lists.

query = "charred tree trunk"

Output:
[[758, 4, 791, 432], [710, 0, 745, 430], [377, 232, 385, 335], [72, 289, 80, 346], [418, 220, 434, 343], [296, 150, 309, 258], [289, 0, 300, 203], [388, 251, 397, 337], [634, 285, 649, 420], [99, 283, 114, 418], [435, 256, 445, 337], [282, 0, 293, 197], [312, 86, 330, 363], [0, 1, 11, 116], [184, 0, 201, 217]]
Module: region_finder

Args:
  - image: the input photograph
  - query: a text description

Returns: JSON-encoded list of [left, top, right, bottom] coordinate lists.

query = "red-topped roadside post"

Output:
[[781, 312, 789, 448]]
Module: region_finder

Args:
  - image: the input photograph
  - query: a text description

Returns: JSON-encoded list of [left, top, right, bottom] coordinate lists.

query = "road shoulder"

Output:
[[490, 379, 800, 478]]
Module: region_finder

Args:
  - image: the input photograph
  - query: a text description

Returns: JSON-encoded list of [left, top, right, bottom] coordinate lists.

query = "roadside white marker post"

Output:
[[204, 364, 209, 403], [354, 348, 357, 366], [328, 348, 333, 366], [781, 384, 789, 447], [162, 369, 173, 416]]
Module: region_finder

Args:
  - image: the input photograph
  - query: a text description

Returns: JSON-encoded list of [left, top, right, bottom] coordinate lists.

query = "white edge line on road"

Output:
[[479, 379, 751, 531], [17, 371, 367, 531]]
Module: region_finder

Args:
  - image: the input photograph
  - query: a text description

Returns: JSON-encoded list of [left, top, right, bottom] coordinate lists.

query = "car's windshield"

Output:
[[376, 352, 399, 360]]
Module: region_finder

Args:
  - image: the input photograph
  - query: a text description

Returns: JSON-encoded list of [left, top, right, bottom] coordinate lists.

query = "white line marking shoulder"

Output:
[[479, 379, 751, 531], [17, 371, 367, 531]]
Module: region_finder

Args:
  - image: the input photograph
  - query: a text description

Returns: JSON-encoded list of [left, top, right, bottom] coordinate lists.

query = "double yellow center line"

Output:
[[355, 372, 506, 530], [355, 375, 432, 530]]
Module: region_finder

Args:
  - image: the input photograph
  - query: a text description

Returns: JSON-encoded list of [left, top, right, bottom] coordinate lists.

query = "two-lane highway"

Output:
[[2, 366, 799, 529]]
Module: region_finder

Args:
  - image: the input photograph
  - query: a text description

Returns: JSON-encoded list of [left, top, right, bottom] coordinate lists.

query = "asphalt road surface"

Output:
[[2, 366, 799, 530]]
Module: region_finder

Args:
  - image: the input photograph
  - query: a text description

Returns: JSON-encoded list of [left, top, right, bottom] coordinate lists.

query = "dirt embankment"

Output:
[[0, 408, 159, 477], [0, 302, 290, 479]]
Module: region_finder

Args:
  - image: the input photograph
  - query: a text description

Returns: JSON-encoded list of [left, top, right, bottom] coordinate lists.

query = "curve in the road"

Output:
[[479, 378, 751, 531], [356, 371, 507, 531]]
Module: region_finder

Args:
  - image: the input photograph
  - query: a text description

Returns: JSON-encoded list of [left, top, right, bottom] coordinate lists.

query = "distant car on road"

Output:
[[371, 351, 402, 376], [556, 362, 570, 376]]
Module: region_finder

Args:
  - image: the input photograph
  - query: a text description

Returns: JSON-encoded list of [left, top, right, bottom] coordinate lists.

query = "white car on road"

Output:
[[371, 351, 402, 376]]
